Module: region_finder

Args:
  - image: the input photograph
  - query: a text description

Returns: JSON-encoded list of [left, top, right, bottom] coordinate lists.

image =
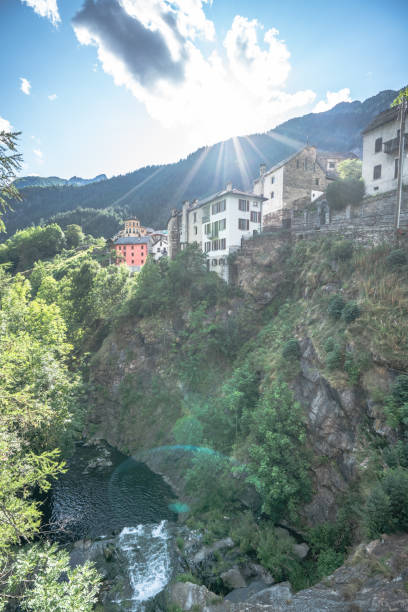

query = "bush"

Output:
[[328, 295, 345, 319], [324, 337, 336, 353], [316, 549, 345, 578], [282, 338, 301, 360], [365, 468, 408, 538], [326, 347, 343, 371], [386, 249, 407, 269], [392, 375, 408, 407], [332, 240, 354, 261], [326, 179, 365, 211], [342, 302, 361, 324]]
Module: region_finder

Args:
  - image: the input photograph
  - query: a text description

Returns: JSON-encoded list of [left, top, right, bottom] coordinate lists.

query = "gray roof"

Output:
[[114, 236, 150, 245], [362, 107, 399, 134], [192, 187, 265, 210]]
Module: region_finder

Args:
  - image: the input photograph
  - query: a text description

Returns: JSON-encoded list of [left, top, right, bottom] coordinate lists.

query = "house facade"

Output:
[[168, 183, 265, 281], [114, 236, 149, 272], [150, 234, 168, 260], [362, 107, 408, 196], [254, 146, 357, 227]]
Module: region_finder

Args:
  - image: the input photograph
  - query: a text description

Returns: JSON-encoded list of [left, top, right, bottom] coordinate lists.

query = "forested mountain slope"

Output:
[[3, 88, 397, 238]]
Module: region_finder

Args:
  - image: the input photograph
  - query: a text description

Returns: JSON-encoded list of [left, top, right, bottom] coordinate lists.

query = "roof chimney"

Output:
[[192, 199, 198, 206], [260, 163, 266, 176], [226, 181, 233, 191]]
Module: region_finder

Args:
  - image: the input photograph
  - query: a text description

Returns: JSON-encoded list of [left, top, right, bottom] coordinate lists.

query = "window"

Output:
[[304, 159, 308, 170], [250, 211, 261, 223], [373, 164, 382, 180], [271, 176, 275, 184], [212, 200, 226, 214], [193, 212, 197, 222], [328, 161, 335, 169], [375, 137, 383, 153], [218, 218, 226, 231], [211, 238, 226, 251], [296, 159, 300, 168], [315, 178, 320, 186], [270, 191, 274, 199], [238, 218, 249, 230], [219, 259, 226, 266], [205, 241, 211, 252], [194, 226, 198, 235], [238, 199, 249, 211], [395, 158, 399, 179], [211, 259, 218, 267], [205, 223, 211, 235], [132, 259, 134, 264]]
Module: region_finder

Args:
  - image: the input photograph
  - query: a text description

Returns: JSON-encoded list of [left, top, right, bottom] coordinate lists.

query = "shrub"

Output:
[[324, 337, 336, 353], [175, 573, 201, 585], [326, 348, 343, 371], [392, 375, 408, 407], [332, 240, 354, 261], [342, 302, 361, 324], [365, 468, 408, 538], [386, 249, 407, 269], [282, 338, 301, 360], [316, 549, 345, 578], [328, 295, 345, 319], [326, 179, 365, 211]]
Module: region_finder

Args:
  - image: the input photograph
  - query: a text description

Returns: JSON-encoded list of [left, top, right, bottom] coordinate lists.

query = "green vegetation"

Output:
[[326, 178, 364, 211], [0, 131, 22, 232]]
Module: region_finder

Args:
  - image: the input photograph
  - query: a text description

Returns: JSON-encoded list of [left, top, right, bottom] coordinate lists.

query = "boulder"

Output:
[[169, 581, 221, 610], [292, 543, 309, 560], [193, 537, 235, 564], [221, 568, 247, 590]]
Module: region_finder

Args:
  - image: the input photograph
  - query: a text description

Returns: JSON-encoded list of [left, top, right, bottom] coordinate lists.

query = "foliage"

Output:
[[326, 178, 364, 211], [365, 468, 408, 537], [332, 240, 354, 261], [337, 159, 362, 181], [175, 573, 201, 585], [0, 131, 22, 232], [65, 224, 84, 248], [391, 86, 408, 107], [1, 543, 101, 611], [341, 301, 361, 323], [245, 381, 311, 521], [0, 224, 66, 271], [327, 295, 345, 319], [185, 452, 238, 511], [49, 207, 122, 239], [386, 249, 407, 269], [326, 345, 343, 371], [281, 338, 301, 360], [172, 415, 204, 446]]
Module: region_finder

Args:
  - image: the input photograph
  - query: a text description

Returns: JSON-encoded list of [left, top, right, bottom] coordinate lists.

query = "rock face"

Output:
[[169, 582, 221, 610]]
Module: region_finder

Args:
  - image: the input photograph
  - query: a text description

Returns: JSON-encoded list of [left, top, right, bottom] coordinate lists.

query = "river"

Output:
[[49, 441, 178, 611]]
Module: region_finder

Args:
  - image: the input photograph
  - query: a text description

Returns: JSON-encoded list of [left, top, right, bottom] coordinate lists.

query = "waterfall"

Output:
[[114, 520, 172, 610]]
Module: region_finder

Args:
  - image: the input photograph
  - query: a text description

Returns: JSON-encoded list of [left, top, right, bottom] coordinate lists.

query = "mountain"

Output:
[[3, 88, 399, 238], [14, 173, 107, 189]]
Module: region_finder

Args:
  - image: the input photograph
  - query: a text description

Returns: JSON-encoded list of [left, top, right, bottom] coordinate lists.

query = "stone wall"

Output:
[[282, 147, 328, 209]]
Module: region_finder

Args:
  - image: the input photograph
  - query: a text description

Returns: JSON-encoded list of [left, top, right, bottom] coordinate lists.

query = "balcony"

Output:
[[383, 134, 408, 155]]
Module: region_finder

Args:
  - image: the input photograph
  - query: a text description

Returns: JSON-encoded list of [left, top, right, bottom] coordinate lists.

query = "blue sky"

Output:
[[1, 0, 407, 179]]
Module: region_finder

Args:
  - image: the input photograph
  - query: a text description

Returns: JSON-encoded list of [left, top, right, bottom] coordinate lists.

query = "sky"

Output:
[[1, 0, 407, 179]]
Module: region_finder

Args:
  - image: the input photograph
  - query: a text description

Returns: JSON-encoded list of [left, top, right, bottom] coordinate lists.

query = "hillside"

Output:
[[3, 88, 398, 238], [14, 173, 107, 189]]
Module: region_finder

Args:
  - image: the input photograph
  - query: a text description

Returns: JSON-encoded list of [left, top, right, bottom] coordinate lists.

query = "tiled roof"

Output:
[[114, 236, 150, 245], [362, 107, 399, 134]]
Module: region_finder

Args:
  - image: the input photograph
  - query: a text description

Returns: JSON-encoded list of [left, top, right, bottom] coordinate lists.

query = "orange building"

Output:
[[114, 236, 150, 272]]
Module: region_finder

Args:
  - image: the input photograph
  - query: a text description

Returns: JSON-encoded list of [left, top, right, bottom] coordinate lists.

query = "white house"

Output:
[[362, 107, 408, 196], [150, 234, 168, 260], [171, 183, 265, 281]]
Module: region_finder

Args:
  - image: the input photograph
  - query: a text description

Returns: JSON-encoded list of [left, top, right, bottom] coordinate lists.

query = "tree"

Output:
[[391, 86, 408, 108], [0, 131, 22, 232], [337, 158, 362, 181], [65, 224, 84, 249], [326, 177, 365, 211]]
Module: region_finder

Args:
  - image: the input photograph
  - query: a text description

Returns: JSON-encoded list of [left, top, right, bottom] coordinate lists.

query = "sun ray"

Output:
[[172, 146, 210, 203], [211, 141, 225, 191], [232, 136, 251, 189], [111, 166, 165, 208], [265, 130, 306, 151], [243, 135, 269, 163]]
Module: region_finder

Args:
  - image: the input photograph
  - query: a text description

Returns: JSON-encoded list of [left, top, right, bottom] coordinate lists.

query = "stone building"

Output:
[[362, 106, 408, 196], [167, 183, 265, 281], [253, 146, 356, 227]]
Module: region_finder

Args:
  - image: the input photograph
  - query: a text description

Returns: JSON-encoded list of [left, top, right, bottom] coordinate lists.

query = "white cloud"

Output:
[[21, 0, 60, 26], [0, 116, 12, 132], [313, 88, 352, 113], [48, 93, 58, 101], [73, 3, 317, 147], [20, 77, 31, 95], [33, 148, 43, 160]]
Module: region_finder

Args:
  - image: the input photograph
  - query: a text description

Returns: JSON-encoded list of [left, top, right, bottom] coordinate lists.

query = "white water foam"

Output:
[[114, 521, 171, 611]]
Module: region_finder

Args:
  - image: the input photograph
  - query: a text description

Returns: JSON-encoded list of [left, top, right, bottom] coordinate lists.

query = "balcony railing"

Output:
[[383, 134, 408, 155]]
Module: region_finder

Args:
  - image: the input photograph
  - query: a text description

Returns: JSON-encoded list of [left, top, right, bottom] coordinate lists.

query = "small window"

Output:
[[205, 241, 211, 252], [395, 158, 399, 179], [271, 176, 275, 184], [238, 199, 249, 211], [193, 212, 197, 222], [212, 259, 218, 267], [315, 178, 320, 186], [250, 211, 261, 223], [296, 160, 300, 168], [194, 226, 198, 235], [328, 161, 335, 169], [304, 159, 308, 170], [270, 191, 274, 199], [238, 218, 249, 230], [375, 137, 382, 153], [373, 164, 382, 180]]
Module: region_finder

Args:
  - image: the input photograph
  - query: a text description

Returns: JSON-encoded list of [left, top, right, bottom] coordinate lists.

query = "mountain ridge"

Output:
[[4, 88, 399, 238]]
